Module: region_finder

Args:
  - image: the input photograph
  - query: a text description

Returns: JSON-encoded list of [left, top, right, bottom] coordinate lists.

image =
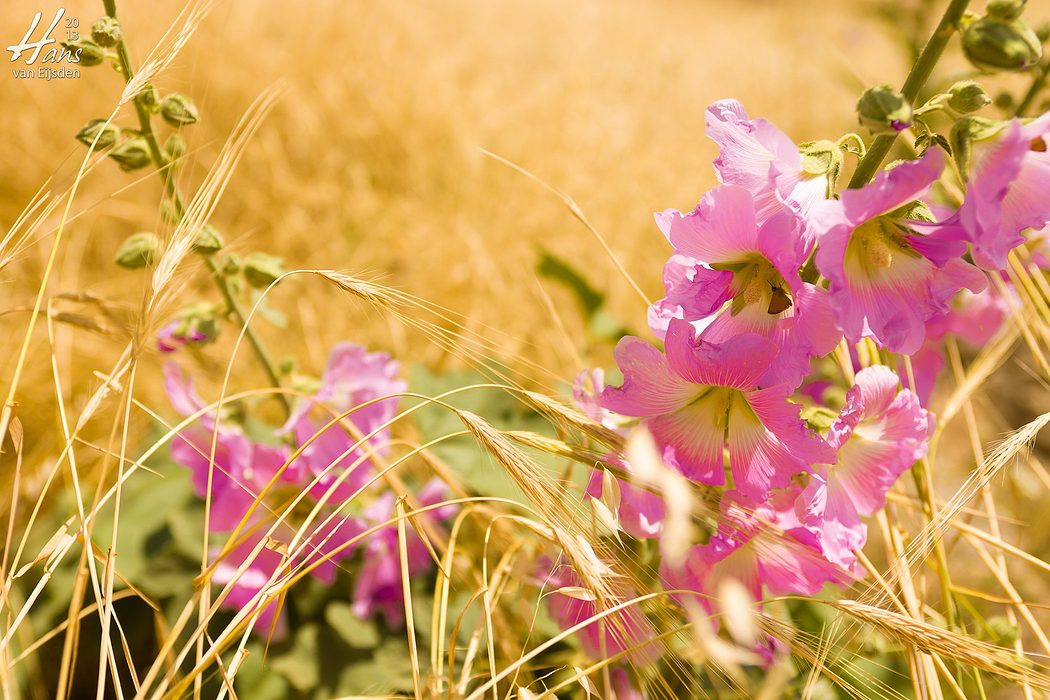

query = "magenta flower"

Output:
[[940, 114, 1050, 270], [812, 149, 986, 354], [802, 366, 932, 570], [601, 319, 834, 499], [165, 363, 296, 531], [281, 343, 407, 501], [705, 99, 829, 223], [663, 487, 852, 609], [157, 320, 210, 353], [544, 562, 661, 666], [651, 185, 840, 389], [352, 479, 455, 626]]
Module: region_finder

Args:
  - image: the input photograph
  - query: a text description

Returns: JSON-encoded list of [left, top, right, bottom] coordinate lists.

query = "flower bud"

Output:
[[159, 93, 199, 127], [136, 84, 159, 112], [950, 116, 1008, 178], [242, 252, 284, 287], [157, 302, 218, 353], [857, 86, 913, 134], [962, 15, 1042, 71], [193, 224, 224, 254], [75, 119, 119, 149], [61, 38, 105, 67], [115, 232, 160, 269], [947, 80, 991, 113], [108, 138, 152, 170], [164, 133, 186, 161], [221, 253, 241, 276], [800, 406, 839, 432], [987, 0, 1026, 21], [986, 616, 1019, 645], [90, 17, 121, 47], [799, 139, 843, 186]]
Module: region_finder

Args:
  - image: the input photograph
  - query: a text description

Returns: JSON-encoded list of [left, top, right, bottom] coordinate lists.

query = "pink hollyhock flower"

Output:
[[812, 149, 986, 354], [165, 363, 298, 530], [939, 114, 1050, 270], [281, 343, 407, 502], [157, 320, 210, 353], [600, 319, 834, 499], [352, 479, 455, 627], [705, 99, 829, 223], [651, 186, 841, 389], [663, 487, 851, 610], [211, 516, 366, 638], [544, 562, 662, 666], [802, 366, 932, 570]]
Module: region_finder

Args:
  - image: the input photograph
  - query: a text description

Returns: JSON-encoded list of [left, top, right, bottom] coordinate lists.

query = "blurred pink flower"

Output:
[[157, 320, 209, 353], [812, 150, 986, 354], [601, 319, 834, 499]]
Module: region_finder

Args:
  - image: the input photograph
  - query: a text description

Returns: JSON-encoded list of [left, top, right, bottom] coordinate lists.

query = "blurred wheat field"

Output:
[[4, 0, 1050, 697]]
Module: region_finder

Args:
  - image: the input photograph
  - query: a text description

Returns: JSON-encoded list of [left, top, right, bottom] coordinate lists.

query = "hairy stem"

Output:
[[848, 0, 972, 187], [102, 1, 290, 414]]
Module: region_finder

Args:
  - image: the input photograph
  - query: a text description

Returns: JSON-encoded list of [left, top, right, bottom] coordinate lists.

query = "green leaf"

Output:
[[326, 601, 380, 649], [537, 248, 604, 316]]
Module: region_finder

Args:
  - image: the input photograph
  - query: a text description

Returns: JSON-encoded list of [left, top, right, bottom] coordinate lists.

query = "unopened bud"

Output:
[[90, 17, 121, 47], [61, 38, 105, 67], [136, 84, 159, 112], [108, 138, 152, 170], [947, 80, 992, 113], [951, 116, 1008, 179], [164, 133, 186, 161], [799, 139, 843, 186], [157, 302, 219, 352], [857, 86, 913, 134], [1036, 19, 1050, 43], [987, 0, 1026, 21], [986, 616, 1019, 645], [75, 119, 119, 149], [800, 406, 839, 432], [243, 252, 284, 287], [962, 15, 1042, 71], [193, 224, 224, 254], [159, 93, 199, 127], [115, 232, 160, 269]]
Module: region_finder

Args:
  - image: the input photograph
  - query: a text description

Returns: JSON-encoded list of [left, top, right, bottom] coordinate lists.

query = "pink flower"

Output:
[[165, 363, 297, 530], [663, 487, 851, 609], [651, 186, 841, 389], [352, 479, 455, 627], [544, 562, 661, 666], [157, 320, 210, 353], [600, 319, 834, 499], [705, 99, 829, 224], [812, 150, 986, 354], [281, 343, 407, 502], [940, 114, 1050, 270], [802, 366, 932, 570]]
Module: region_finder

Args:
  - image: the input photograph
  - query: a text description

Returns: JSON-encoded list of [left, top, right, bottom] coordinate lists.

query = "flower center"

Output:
[[714, 254, 793, 317], [847, 216, 918, 275]]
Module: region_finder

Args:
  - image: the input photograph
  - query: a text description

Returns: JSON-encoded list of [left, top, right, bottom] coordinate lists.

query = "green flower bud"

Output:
[[159, 93, 199, 127], [962, 15, 1042, 72], [986, 616, 1019, 645], [75, 119, 119, 149], [994, 91, 1016, 109], [136, 84, 159, 112], [857, 85, 913, 135], [193, 224, 224, 254], [115, 232, 160, 269], [160, 199, 179, 224], [164, 133, 186, 161], [61, 38, 105, 67], [947, 80, 992, 113], [108, 138, 152, 171], [221, 253, 241, 276], [242, 252, 285, 288], [987, 0, 1026, 21], [1036, 20, 1050, 43], [799, 139, 843, 188], [800, 406, 839, 432], [90, 16, 121, 47]]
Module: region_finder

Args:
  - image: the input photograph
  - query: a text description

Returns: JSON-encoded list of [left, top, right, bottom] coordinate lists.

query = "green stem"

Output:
[[1015, 59, 1050, 117], [848, 0, 973, 187], [102, 1, 290, 415]]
